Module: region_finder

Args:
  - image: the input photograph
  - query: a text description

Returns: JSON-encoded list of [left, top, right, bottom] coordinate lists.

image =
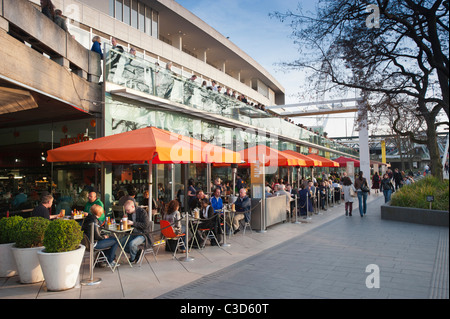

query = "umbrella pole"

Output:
[[148, 160, 153, 222]]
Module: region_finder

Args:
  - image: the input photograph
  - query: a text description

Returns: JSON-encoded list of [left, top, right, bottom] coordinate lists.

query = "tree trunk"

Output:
[[426, 118, 443, 180]]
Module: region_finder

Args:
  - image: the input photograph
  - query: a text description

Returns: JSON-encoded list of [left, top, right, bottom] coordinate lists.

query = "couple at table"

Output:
[[82, 201, 152, 267]]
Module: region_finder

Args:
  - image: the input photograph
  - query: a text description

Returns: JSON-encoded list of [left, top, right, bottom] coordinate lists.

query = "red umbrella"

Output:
[[333, 156, 360, 168]]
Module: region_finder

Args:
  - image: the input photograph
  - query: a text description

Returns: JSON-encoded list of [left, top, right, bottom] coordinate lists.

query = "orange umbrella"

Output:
[[282, 150, 322, 167], [47, 126, 240, 164], [47, 127, 240, 222], [239, 145, 304, 167], [307, 154, 339, 167]]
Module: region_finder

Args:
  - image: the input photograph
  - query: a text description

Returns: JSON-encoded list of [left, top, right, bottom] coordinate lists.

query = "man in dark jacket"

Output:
[[121, 200, 152, 263], [232, 188, 251, 234], [393, 168, 403, 190], [82, 204, 120, 267]]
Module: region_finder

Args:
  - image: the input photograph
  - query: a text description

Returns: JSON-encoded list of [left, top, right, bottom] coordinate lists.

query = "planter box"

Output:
[[381, 202, 449, 226], [11, 246, 45, 284], [38, 244, 86, 291], [0, 243, 18, 277]]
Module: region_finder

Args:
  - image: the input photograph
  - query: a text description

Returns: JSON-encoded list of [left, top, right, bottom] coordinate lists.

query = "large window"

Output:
[[110, 0, 158, 39], [123, 0, 130, 25], [115, 0, 122, 21], [131, 0, 138, 29]]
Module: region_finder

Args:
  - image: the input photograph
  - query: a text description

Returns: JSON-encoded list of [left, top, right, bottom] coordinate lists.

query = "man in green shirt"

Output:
[[84, 191, 105, 225]]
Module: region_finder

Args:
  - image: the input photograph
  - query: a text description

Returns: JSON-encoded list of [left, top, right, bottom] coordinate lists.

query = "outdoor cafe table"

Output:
[[181, 213, 201, 250], [102, 226, 134, 271]]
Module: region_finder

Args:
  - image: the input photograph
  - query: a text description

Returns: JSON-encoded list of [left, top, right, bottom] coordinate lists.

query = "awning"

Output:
[[306, 154, 339, 167], [47, 126, 241, 164], [282, 150, 322, 167]]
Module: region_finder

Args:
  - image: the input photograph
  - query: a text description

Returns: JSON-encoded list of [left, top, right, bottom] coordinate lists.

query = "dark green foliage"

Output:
[[14, 217, 50, 248], [0, 216, 24, 244], [391, 176, 449, 211], [43, 219, 83, 253]]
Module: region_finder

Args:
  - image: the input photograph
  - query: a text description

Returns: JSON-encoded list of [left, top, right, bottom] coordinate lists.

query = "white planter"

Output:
[[38, 245, 86, 291], [0, 243, 18, 277], [11, 246, 45, 284]]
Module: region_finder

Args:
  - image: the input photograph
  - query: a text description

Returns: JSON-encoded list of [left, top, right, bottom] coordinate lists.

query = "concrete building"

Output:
[[0, 0, 358, 213]]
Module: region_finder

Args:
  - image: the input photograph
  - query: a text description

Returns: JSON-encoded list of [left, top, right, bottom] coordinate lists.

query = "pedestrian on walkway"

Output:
[[354, 171, 369, 217], [341, 177, 356, 217], [380, 173, 395, 203], [371, 172, 380, 194]]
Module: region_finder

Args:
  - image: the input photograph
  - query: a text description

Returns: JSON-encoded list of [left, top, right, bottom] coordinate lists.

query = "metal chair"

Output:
[[239, 212, 252, 235], [111, 205, 125, 221], [137, 221, 164, 266], [159, 220, 185, 258], [138, 239, 165, 266], [82, 234, 113, 271], [198, 227, 220, 248]]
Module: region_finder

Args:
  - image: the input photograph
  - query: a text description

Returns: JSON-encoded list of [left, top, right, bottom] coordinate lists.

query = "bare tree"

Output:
[[271, 0, 449, 179]]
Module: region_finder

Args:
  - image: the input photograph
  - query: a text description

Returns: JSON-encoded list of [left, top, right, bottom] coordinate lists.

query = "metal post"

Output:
[[257, 155, 267, 233], [306, 189, 312, 220], [221, 208, 230, 247], [179, 212, 194, 262], [294, 194, 301, 224], [81, 223, 101, 286]]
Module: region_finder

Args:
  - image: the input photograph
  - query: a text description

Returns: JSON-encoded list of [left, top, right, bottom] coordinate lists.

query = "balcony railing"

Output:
[[104, 44, 358, 157]]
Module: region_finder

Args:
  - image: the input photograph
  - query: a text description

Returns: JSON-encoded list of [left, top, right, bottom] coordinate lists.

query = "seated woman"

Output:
[[162, 200, 186, 253]]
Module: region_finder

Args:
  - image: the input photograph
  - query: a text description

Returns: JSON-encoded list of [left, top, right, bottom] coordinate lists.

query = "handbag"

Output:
[[361, 180, 370, 193], [349, 187, 357, 197]]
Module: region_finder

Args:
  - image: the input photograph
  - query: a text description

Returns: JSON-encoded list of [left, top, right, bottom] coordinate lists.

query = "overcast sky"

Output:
[[175, 0, 359, 138]]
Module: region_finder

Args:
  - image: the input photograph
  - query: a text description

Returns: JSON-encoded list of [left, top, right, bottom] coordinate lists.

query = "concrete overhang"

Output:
[[0, 77, 93, 128]]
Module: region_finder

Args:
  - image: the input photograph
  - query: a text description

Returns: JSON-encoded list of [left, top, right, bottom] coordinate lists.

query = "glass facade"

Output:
[[104, 44, 358, 157]]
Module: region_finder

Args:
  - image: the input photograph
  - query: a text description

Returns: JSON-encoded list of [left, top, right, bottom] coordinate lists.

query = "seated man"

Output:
[[232, 188, 251, 234], [84, 191, 105, 225], [32, 194, 62, 220], [121, 200, 152, 264], [210, 187, 223, 213], [189, 189, 208, 211], [82, 204, 120, 268]]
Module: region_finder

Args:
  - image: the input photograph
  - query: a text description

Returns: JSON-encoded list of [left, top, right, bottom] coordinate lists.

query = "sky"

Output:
[[175, 0, 359, 138]]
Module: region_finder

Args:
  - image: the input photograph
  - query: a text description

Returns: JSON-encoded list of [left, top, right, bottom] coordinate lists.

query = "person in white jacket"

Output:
[[342, 177, 356, 217]]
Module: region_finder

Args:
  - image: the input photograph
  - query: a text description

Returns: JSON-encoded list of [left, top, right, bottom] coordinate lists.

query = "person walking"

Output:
[[371, 172, 380, 194], [380, 173, 395, 203], [341, 177, 356, 217], [354, 171, 369, 217]]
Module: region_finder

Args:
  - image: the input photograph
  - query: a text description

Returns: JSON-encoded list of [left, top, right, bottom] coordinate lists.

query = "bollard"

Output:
[[221, 208, 230, 247], [80, 222, 101, 286], [180, 212, 194, 262], [294, 195, 301, 224]]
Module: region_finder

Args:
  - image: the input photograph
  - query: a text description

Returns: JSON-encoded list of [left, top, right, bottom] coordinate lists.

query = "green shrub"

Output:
[[14, 217, 50, 248], [43, 219, 83, 253], [0, 216, 24, 244], [391, 176, 449, 211]]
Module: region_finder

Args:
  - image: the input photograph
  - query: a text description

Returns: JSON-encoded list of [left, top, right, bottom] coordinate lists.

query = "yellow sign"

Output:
[[381, 140, 386, 163]]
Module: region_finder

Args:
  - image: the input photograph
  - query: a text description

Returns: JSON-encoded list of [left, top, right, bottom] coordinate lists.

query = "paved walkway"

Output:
[[0, 192, 448, 300]]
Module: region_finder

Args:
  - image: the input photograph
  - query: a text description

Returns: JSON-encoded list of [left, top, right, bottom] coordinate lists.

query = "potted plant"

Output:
[[11, 217, 50, 284], [37, 219, 85, 291], [0, 216, 23, 277]]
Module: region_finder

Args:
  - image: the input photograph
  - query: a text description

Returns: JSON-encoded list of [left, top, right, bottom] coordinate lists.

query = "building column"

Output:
[[358, 99, 371, 187]]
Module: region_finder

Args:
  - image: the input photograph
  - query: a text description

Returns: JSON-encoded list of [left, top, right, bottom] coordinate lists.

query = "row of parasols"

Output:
[[46, 126, 384, 219], [46, 126, 367, 168]]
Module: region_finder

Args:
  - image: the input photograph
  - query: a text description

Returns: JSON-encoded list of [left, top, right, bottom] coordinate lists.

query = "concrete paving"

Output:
[[0, 192, 448, 300]]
